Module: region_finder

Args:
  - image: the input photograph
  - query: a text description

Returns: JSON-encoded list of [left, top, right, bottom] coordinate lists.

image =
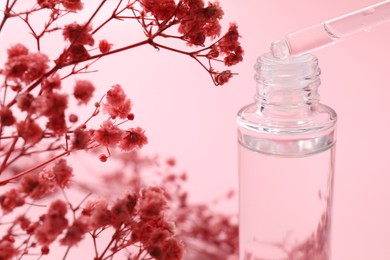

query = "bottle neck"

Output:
[[254, 53, 321, 109]]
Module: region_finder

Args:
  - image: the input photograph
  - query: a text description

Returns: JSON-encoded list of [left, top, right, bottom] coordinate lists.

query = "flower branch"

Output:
[[0, 0, 242, 259]]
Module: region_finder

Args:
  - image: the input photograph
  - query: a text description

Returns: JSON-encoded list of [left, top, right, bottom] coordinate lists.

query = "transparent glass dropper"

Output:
[[271, 0, 390, 58]]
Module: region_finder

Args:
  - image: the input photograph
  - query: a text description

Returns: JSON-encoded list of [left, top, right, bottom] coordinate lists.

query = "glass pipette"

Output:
[[271, 0, 390, 58]]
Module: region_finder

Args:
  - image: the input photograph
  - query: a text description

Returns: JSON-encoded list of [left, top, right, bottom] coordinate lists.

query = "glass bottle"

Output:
[[237, 53, 337, 260]]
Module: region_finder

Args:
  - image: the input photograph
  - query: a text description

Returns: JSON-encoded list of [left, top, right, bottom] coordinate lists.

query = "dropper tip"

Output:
[[270, 39, 291, 59]]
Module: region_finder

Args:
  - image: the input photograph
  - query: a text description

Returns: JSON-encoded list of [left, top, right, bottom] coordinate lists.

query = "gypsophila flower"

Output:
[[85, 199, 112, 229], [73, 79, 95, 105], [141, 0, 177, 20], [63, 22, 94, 46], [159, 238, 185, 260], [52, 159, 73, 188], [46, 113, 68, 135], [177, 0, 224, 46], [110, 193, 137, 227], [0, 189, 25, 214], [60, 217, 89, 246], [119, 127, 148, 151], [93, 120, 124, 147], [140, 187, 167, 220], [67, 44, 91, 62], [37, 0, 59, 9], [4, 45, 49, 84], [105, 84, 126, 103], [17, 119, 43, 144], [217, 23, 243, 66], [98, 39, 113, 53], [0, 240, 19, 260], [16, 92, 35, 112], [42, 74, 62, 91], [20, 173, 51, 199], [7, 43, 29, 58], [0, 106, 16, 126], [102, 84, 132, 119], [34, 200, 68, 245], [60, 0, 83, 11], [72, 127, 91, 149], [214, 70, 233, 85], [35, 91, 68, 117]]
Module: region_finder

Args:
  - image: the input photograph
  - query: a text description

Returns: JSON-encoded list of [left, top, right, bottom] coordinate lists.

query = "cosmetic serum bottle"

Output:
[[237, 53, 337, 260]]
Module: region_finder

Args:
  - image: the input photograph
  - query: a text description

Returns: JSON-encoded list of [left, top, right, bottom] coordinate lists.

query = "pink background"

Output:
[[2, 0, 390, 259]]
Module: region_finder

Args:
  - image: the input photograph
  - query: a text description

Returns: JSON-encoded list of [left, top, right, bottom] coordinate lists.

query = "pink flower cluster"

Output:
[[0, 159, 72, 213], [3, 43, 49, 84], [102, 84, 132, 119], [88, 84, 148, 159], [0, 0, 242, 258], [92, 152, 239, 259], [38, 0, 83, 11], [138, 0, 244, 85]]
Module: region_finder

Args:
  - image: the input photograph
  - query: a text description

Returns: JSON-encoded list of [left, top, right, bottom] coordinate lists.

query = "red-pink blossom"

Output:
[[93, 120, 124, 147], [119, 127, 148, 151], [4, 46, 49, 84], [141, 0, 177, 20], [34, 200, 69, 245], [63, 22, 94, 46], [103, 99, 132, 119], [0, 189, 25, 214], [102, 84, 132, 119], [17, 216, 31, 232], [73, 80, 95, 104], [42, 74, 62, 91], [35, 91, 68, 117], [37, 0, 60, 9], [71, 127, 91, 149], [52, 159, 73, 188], [46, 113, 68, 135], [20, 173, 51, 199], [131, 220, 156, 244], [139, 187, 167, 220], [160, 238, 185, 260], [177, 0, 224, 46], [60, 0, 83, 11], [99, 40, 113, 54], [68, 44, 91, 62], [224, 52, 243, 66], [17, 119, 43, 144], [16, 93, 35, 112], [105, 84, 126, 104], [39, 167, 57, 192], [217, 23, 243, 66], [86, 199, 112, 229], [7, 43, 29, 58], [110, 193, 137, 227], [60, 217, 89, 246], [214, 70, 233, 85], [0, 240, 19, 260], [0, 106, 16, 126]]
